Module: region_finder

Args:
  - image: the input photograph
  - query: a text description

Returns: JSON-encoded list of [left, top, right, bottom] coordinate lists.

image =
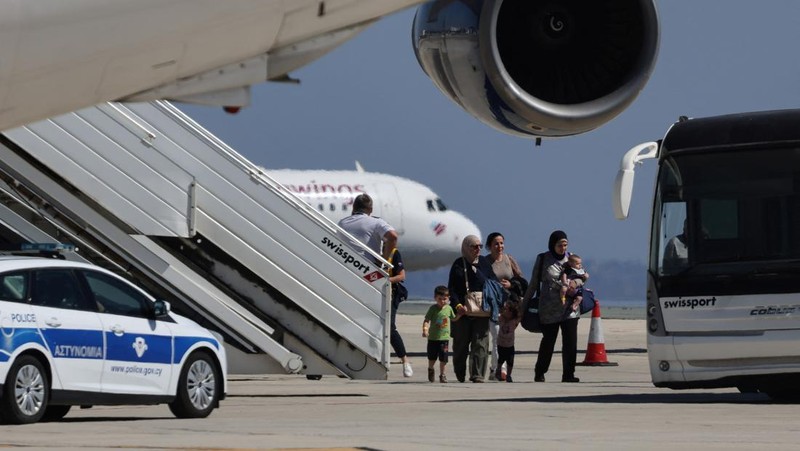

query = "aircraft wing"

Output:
[[0, 0, 662, 142], [0, 0, 426, 131]]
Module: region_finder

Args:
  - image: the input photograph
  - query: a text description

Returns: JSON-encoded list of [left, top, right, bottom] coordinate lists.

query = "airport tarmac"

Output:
[[0, 313, 793, 450]]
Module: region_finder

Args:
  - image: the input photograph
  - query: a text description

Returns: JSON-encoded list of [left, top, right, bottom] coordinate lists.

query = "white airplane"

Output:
[[0, 1, 659, 139], [267, 164, 480, 271]]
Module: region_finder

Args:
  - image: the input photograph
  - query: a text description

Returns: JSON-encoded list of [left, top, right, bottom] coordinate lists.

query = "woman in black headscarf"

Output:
[[522, 230, 581, 383]]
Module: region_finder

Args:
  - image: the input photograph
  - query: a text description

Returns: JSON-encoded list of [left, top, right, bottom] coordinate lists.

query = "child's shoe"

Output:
[[428, 368, 435, 383], [439, 374, 447, 383]]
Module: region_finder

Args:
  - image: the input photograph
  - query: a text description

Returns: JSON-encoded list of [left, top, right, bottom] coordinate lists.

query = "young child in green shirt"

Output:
[[423, 285, 463, 383]]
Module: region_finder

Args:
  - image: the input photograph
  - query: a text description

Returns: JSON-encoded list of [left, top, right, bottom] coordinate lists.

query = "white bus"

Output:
[[614, 110, 800, 399]]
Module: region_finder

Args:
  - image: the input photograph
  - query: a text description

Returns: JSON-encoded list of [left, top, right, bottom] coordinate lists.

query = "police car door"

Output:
[[80, 270, 173, 395], [30, 269, 105, 392]]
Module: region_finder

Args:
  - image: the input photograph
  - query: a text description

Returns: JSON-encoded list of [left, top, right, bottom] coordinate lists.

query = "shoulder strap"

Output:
[[463, 257, 469, 292], [389, 248, 398, 276], [537, 253, 545, 280], [533, 253, 545, 293]]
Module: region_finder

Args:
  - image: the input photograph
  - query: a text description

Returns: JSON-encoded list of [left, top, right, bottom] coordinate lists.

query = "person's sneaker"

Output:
[[471, 377, 484, 383], [439, 374, 447, 383], [534, 373, 545, 382], [428, 368, 435, 382], [506, 375, 514, 383], [494, 369, 503, 381], [488, 369, 497, 381], [403, 362, 413, 378], [561, 376, 580, 383]]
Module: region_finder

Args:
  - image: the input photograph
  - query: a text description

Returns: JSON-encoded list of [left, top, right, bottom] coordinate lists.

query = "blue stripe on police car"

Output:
[[0, 327, 46, 362], [105, 332, 172, 364], [40, 328, 104, 359], [174, 336, 220, 364]]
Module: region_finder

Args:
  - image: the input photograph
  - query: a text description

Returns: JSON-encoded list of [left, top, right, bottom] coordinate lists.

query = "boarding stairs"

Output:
[[0, 101, 391, 379]]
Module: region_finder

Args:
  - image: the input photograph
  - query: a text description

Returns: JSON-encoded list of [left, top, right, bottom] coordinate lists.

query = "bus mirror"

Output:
[[613, 141, 659, 220]]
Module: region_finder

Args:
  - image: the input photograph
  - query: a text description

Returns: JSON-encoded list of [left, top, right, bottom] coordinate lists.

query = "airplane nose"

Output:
[[405, 210, 482, 271], [450, 211, 481, 245], [441, 210, 481, 257]]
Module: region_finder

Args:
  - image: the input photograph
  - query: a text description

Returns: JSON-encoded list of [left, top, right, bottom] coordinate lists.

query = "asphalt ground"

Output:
[[0, 312, 792, 450]]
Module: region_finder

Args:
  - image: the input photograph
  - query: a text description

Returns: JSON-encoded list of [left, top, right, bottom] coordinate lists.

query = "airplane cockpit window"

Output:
[[435, 198, 448, 211], [427, 200, 435, 212]]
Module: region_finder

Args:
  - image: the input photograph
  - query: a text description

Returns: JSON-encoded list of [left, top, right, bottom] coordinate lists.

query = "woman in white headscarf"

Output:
[[448, 235, 497, 383]]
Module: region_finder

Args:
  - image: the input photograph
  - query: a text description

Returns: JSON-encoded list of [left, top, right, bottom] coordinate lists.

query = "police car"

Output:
[[0, 254, 227, 424]]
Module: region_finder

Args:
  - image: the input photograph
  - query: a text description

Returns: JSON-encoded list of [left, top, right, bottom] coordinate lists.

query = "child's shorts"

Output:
[[426, 340, 449, 362]]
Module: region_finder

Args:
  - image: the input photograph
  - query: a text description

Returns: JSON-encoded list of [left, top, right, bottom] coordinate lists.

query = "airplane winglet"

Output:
[[355, 161, 365, 173]]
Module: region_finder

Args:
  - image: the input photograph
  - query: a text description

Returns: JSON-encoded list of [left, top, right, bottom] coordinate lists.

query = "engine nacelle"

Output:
[[412, 0, 659, 138]]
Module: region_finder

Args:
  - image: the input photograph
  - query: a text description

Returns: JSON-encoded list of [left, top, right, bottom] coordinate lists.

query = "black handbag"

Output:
[[521, 295, 542, 332], [578, 288, 596, 314], [392, 283, 408, 304], [521, 254, 544, 332]]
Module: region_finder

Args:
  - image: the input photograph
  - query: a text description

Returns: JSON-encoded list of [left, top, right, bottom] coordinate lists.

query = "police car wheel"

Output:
[[41, 405, 71, 422], [1, 355, 49, 424], [168, 351, 219, 418]]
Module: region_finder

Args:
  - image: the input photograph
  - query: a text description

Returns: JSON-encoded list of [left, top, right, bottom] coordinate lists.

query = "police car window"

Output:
[[0, 271, 27, 302], [32, 269, 87, 311], [427, 200, 435, 212], [82, 270, 150, 318], [435, 198, 448, 211]]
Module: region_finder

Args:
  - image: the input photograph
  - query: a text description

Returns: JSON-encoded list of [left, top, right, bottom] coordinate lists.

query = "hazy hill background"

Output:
[[405, 259, 646, 301]]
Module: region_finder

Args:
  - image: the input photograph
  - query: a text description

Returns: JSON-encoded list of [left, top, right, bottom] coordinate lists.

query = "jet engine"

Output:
[[412, 0, 659, 138]]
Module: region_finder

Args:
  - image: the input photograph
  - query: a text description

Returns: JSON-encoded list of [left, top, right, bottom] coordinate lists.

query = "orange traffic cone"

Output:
[[577, 300, 618, 367]]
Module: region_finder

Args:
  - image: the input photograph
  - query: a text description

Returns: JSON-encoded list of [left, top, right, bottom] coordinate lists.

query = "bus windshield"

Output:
[[652, 146, 800, 294]]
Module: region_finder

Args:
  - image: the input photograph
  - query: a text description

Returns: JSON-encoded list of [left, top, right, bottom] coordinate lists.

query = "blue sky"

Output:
[[181, 1, 800, 267]]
